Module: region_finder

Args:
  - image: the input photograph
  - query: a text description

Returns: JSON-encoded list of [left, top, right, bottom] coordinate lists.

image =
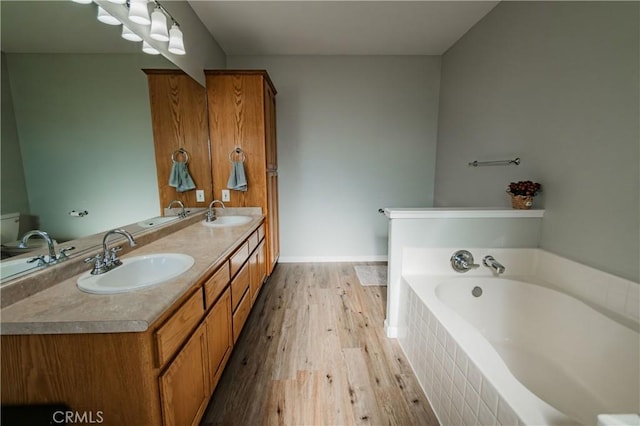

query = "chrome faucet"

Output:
[[483, 255, 506, 274], [167, 200, 187, 218], [18, 230, 57, 264], [205, 200, 226, 222], [84, 229, 136, 275]]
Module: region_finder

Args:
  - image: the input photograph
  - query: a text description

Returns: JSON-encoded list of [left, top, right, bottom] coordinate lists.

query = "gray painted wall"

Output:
[[5, 53, 175, 241], [1, 53, 29, 217], [228, 55, 441, 260], [434, 2, 639, 282]]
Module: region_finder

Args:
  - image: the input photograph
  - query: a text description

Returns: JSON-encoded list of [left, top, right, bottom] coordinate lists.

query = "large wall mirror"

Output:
[[1, 1, 183, 276]]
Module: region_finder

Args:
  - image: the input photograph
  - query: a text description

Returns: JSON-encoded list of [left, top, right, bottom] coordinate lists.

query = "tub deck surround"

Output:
[[383, 208, 545, 338], [383, 207, 545, 219], [0, 209, 264, 335]]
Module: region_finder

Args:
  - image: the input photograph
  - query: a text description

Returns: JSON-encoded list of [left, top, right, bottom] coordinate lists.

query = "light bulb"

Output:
[[168, 24, 185, 55], [107, 0, 126, 4], [97, 6, 120, 25], [150, 7, 169, 42], [122, 25, 143, 42], [142, 41, 160, 55], [129, 0, 150, 26], [71, 0, 93, 4]]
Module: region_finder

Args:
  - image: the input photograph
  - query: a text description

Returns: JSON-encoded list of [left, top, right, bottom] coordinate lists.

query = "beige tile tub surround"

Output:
[[0, 208, 264, 335]]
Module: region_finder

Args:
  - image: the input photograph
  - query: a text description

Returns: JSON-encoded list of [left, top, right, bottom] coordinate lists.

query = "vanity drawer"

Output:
[[232, 289, 251, 343], [257, 223, 265, 242], [204, 262, 230, 310], [155, 289, 205, 367], [230, 242, 249, 278], [231, 262, 250, 312], [247, 230, 259, 253]]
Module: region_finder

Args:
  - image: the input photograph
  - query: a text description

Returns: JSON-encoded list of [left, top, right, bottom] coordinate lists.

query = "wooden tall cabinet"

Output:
[[205, 70, 280, 275], [144, 70, 213, 211]]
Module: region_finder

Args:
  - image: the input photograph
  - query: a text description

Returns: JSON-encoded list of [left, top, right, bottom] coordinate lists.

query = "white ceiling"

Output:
[[189, 1, 499, 56]]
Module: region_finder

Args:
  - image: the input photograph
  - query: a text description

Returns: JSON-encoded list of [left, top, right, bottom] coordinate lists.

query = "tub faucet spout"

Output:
[[483, 255, 505, 274]]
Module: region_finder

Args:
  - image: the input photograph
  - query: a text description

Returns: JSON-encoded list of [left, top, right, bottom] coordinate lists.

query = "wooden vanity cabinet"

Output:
[[206, 70, 280, 276], [0, 222, 266, 426]]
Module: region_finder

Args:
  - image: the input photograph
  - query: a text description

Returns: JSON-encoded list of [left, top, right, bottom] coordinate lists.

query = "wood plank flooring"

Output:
[[200, 263, 439, 426]]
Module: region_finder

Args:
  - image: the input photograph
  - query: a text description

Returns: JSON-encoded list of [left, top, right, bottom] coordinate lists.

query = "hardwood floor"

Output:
[[200, 263, 439, 426]]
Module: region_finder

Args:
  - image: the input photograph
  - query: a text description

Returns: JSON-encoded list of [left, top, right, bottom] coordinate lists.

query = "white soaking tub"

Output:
[[400, 274, 640, 426]]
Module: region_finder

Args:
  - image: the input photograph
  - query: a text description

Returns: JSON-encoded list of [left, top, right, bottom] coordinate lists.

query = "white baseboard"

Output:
[[384, 320, 398, 338], [278, 255, 388, 263]]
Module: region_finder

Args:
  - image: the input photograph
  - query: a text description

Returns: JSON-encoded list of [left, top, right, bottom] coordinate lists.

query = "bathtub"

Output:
[[399, 274, 640, 426]]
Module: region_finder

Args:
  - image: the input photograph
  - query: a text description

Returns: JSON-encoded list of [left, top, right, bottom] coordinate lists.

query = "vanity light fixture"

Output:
[[142, 41, 160, 55], [168, 23, 185, 55], [121, 25, 143, 42], [97, 6, 121, 25], [128, 0, 151, 25], [150, 5, 169, 42], [73, 0, 186, 56]]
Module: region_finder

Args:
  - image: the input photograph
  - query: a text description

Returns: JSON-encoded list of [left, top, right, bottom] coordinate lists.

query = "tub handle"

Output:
[[450, 250, 480, 273]]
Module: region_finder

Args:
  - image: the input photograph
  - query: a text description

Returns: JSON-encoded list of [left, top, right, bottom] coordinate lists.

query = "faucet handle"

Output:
[[27, 255, 47, 266], [450, 250, 480, 273], [108, 246, 123, 265], [57, 246, 76, 261], [84, 253, 107, 275]]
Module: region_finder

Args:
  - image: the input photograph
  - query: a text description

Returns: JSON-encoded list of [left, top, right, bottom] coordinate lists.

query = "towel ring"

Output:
[[172, 148, 189, 164], [229, 147, 246, 163]]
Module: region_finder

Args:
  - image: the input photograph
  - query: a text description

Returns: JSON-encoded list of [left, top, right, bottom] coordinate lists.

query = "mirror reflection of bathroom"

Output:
[[1, 0, 176, 257], [0, 212, 42, 259]]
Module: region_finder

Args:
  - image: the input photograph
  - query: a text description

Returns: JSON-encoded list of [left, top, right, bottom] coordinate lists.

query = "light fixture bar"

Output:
[[150, 1, 180, 28]]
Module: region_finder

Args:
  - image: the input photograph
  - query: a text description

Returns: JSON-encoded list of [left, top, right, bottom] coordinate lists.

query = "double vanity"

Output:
[[1, 208, 268, 425]]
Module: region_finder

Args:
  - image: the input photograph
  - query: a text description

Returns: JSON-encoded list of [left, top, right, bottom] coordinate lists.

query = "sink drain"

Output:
[[472, 286, 483, 297]]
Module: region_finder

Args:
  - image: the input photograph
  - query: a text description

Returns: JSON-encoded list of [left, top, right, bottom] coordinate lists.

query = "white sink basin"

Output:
[[201, 215, 252, 228], [0, 256, 50, 282], [137, 216, 179, 228], [77, 253, 194, 294]]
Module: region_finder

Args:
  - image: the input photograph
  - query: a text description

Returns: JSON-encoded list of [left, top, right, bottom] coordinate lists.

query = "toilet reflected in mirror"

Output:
[[0, 212, 52, 259]]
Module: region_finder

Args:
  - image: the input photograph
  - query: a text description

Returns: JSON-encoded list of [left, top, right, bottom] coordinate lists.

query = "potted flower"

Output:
[[507, 180, 542, 209]]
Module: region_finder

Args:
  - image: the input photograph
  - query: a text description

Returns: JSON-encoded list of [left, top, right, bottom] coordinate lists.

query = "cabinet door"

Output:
[[257, 240, 267, 290], [159, 323, 209, 426], [266, 171, 280, 275], [249, 249, 260, 304], [264, 81, 277, 171], [204, 287, 232, 394]]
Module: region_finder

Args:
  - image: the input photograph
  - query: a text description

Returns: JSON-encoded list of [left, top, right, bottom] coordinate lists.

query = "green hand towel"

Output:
[[227, 161, 247, 192], [169, 161, 196, 192]]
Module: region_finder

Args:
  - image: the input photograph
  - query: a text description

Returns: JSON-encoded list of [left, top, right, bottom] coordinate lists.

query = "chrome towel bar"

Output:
[[468, 157, 520, 167]]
